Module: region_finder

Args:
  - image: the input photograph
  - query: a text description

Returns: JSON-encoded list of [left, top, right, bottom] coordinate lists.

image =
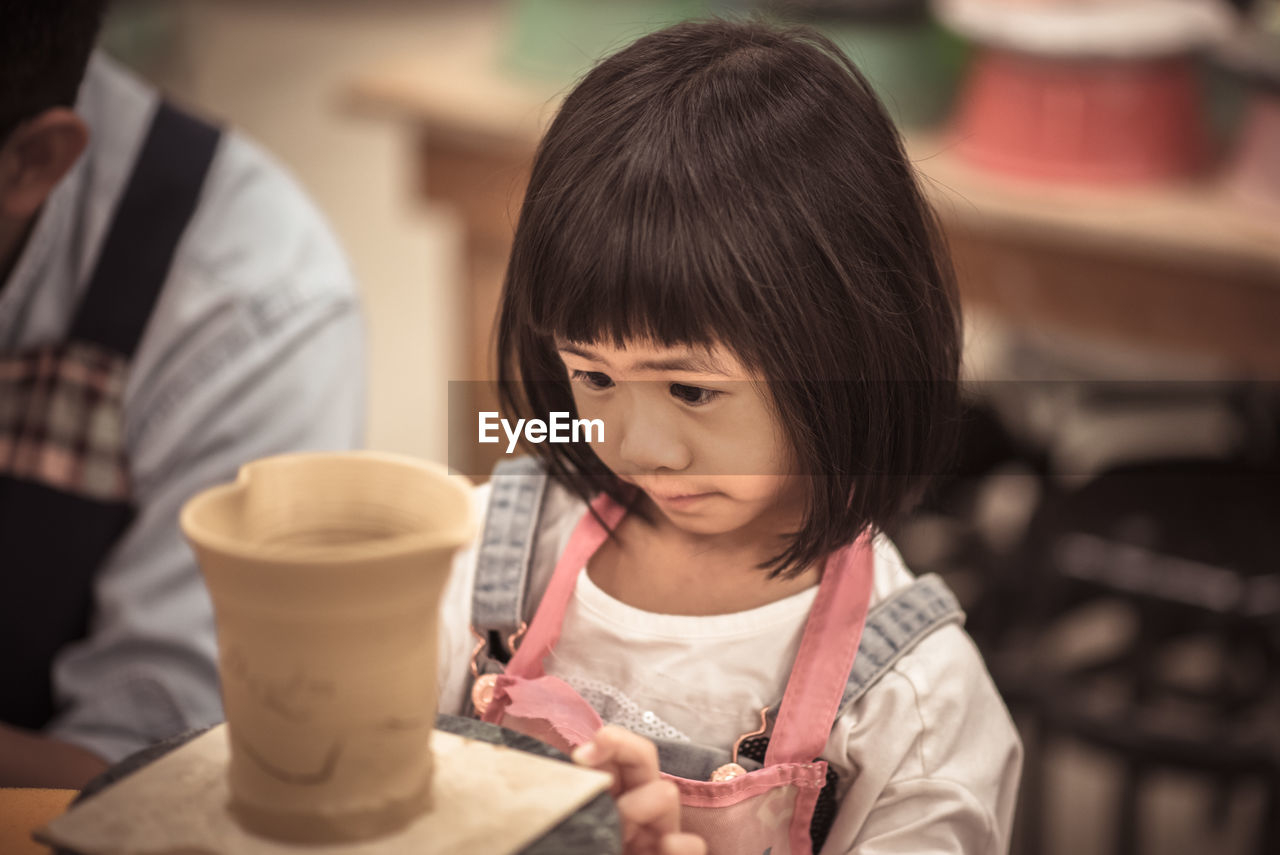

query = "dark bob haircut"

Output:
[[497, 18, 961, 579]]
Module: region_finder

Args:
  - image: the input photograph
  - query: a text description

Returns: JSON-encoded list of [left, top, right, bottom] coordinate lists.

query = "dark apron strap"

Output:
[[69, 101, 222, 356]]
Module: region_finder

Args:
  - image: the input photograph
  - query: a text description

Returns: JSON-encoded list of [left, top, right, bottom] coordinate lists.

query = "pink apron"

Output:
[[477, 493, 874, 855]]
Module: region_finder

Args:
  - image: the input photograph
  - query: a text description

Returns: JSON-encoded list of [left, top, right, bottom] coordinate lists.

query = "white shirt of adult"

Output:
[[0, 53, 365, 763]]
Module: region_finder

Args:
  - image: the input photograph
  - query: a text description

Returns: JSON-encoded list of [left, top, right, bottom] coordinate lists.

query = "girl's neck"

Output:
[[586, 495, 820, 616]]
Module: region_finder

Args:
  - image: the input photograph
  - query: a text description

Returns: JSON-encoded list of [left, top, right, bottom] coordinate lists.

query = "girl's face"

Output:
[[556, 338, 806, 539]]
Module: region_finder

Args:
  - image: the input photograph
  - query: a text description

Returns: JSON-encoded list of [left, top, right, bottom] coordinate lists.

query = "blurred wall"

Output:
[[107, 0, 482, 464]]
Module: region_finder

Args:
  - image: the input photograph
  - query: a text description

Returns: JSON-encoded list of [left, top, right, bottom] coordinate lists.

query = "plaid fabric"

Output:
[[0, 342, 130, 503]]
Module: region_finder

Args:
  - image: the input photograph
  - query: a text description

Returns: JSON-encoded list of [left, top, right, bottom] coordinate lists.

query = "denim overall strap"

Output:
[[836, 573, 964, 715], [471, 456, 547, 667]]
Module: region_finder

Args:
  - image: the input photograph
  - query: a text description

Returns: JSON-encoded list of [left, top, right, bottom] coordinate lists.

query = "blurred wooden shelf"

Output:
[[348, 4, 1280, 476], [348, 41, 551, 154], [904, 136, 1280, 381], [908, 138, 1280, 283]]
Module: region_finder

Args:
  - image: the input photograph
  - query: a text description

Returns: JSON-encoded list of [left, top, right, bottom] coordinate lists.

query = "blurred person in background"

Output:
[[0, 0, 364, 787]]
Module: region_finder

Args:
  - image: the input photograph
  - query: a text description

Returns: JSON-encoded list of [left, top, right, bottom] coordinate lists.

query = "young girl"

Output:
[[434, 19, 1022, 855]]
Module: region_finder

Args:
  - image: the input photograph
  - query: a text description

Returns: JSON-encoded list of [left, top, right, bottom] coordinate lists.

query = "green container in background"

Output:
[[813, 17, 968, 130], [763, 1, 970, 129], [757, 8, 973, 132], [502, 0, 967, 130], [501, 0, 719, 84]]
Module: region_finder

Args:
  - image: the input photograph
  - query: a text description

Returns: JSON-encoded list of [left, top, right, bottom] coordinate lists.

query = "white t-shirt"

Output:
[[437, 480, 1022, 854]]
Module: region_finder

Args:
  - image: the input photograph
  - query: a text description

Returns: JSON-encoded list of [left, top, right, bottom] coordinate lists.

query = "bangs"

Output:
[[513, 144, 792, 361], [503, 31, 832, 367]]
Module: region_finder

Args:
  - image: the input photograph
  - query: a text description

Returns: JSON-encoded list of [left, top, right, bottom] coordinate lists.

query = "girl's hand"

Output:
[[572, 725, 707, 855]]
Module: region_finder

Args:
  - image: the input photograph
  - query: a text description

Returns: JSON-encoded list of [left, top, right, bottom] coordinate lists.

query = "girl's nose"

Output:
[[616, 405, 692, 473]]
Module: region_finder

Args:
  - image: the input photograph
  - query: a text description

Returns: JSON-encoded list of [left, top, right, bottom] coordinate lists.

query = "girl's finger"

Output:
[[629, 826, 665, 855], [573, 724, 662, 793], [615, 778, 681, 839], [660, 832, 709, 855]]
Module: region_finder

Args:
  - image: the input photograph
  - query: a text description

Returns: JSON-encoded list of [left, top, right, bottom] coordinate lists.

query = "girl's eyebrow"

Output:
[[557, 343, 730, 376], [634, 354, 729, 375]]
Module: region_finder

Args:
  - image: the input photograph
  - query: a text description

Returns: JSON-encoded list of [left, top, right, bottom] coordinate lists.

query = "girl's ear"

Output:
[[0, 108, 89, 220]]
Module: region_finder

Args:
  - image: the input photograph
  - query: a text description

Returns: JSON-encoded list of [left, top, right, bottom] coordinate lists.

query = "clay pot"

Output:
[[180, 452, 475, 844]]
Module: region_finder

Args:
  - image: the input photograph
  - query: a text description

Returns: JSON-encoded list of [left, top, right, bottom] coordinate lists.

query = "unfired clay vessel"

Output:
[[180, 452, 474, 844]]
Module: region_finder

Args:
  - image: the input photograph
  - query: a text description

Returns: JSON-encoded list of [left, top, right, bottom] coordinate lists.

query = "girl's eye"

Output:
[[571, 369, 614, 390], [670, 383, 721, 407]]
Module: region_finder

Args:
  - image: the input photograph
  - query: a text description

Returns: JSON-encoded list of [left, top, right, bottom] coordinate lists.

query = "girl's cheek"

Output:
[[570, 389, 610, 425], [573, 398, 624, 461]]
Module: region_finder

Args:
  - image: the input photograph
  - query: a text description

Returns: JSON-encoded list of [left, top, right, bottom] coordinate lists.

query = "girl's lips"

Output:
[[619, 478, 719, 508], [650, 491, 717, 508]]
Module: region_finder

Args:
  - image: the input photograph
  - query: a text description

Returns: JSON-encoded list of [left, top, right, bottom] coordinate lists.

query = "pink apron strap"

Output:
[[504, 489, 874, 770], [764, 533, 875, 767], [504, 492, 625, 679]]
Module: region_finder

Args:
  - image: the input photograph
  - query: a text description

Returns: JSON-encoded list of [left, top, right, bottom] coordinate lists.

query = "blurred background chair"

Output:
[[895, 376, 1280, 854], [1005, 457, 1279, 855]]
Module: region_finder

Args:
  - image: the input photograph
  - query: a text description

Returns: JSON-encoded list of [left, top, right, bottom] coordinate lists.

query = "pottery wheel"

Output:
[[53, 715, 621, 855]]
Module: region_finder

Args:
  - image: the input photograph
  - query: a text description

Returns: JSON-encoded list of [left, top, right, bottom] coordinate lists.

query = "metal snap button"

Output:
[[710, 763, 748, 782]]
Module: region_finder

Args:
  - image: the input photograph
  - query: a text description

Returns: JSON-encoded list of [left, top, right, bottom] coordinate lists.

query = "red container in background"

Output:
[[950, 47, 1209, 183]]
